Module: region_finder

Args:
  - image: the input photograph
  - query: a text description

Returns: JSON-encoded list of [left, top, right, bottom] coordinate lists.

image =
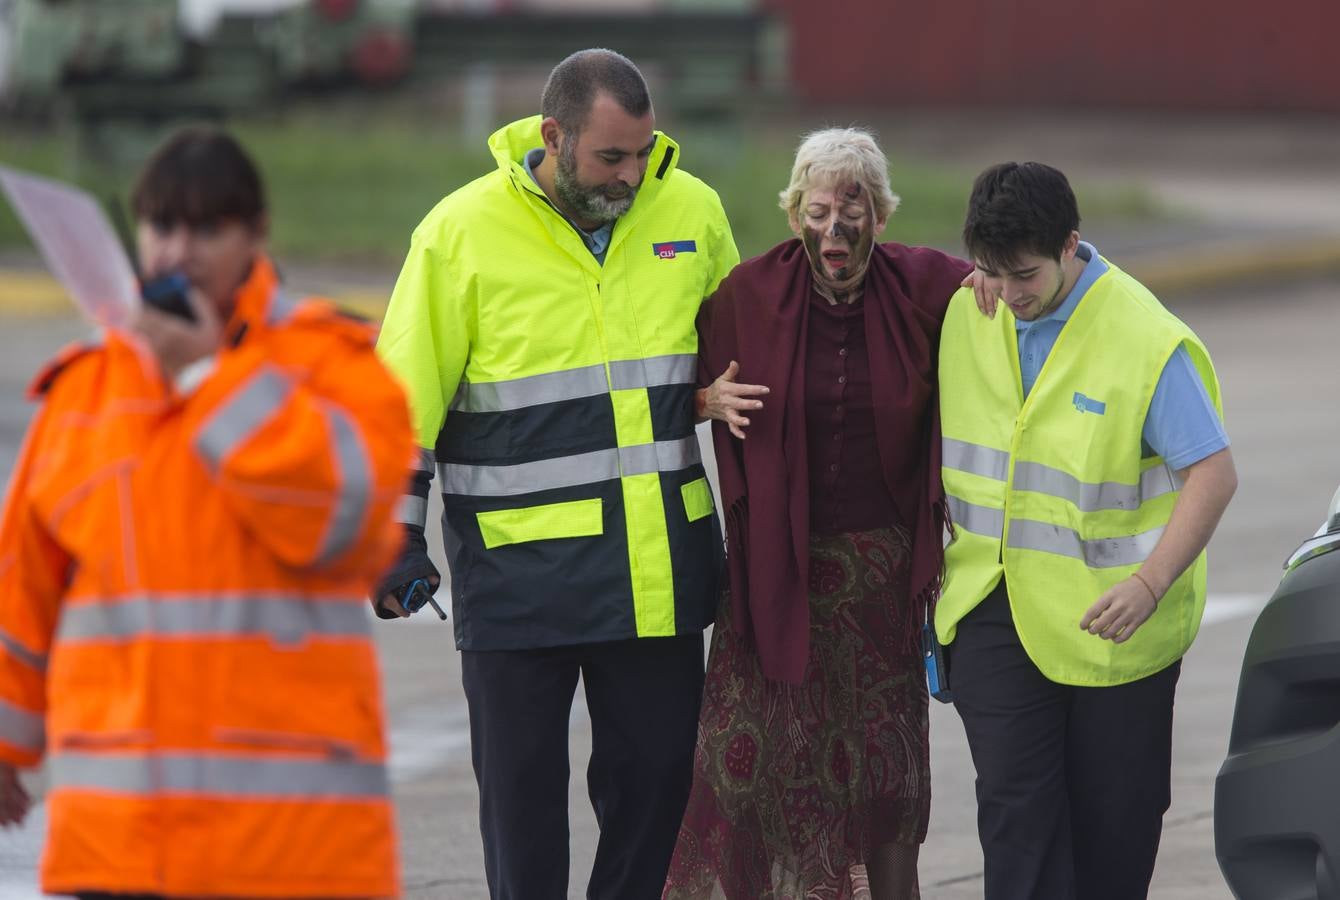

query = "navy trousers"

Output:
[[950, 583, 1181, 900], [461, 634, 705, 900]]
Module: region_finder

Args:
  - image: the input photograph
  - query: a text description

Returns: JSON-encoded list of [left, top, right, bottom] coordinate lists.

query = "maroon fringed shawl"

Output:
[[697, 238, 972, 684]]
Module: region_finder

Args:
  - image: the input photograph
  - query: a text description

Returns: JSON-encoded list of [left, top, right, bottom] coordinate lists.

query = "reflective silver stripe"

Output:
[[948, 495, 1005, 539], [945, 438, 1184, 511], [439, 449, 619, 497], [450, 365, 608, 413], [619, 436, 701, 476], [314, 405, 371, 566], [437, 436, 701, 498], [450, 354, 698, 414], [0, 628, 46, 673], [265, 288, 302, 326], [397, 495, 429, 527], [1013, 461, 1182, 512], [943, 438, 1010, 482], [58, 596, 370, 645], [413, 448, 435, 473], [50, 751, 387, 799], [618, 443, 660, 477], [1140, 464, 1183, 501], [1008, 518, 1165, 569], [196, 367, 292, 468], [948, 495, 1164, 567], [0, 699, 43, 752], [608, 354, 697, 390]]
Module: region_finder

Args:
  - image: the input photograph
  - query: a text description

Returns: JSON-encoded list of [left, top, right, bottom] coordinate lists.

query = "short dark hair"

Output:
[[132, 127, 266, 229], [962, 162, 1080, 273], [540, 48, 651, 136]]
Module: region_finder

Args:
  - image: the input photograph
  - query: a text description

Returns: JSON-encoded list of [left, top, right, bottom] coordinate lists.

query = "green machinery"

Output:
[[2, 0, 777, 123], [4, 0, 419, 121]]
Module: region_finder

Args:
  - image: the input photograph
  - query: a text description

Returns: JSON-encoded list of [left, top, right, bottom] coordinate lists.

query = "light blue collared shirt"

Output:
[[1016, 242, 1228, 471], [524, 148, 613, 264]]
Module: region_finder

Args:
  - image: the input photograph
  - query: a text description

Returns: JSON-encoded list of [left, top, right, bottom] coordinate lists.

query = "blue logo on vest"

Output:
[[1073, 392, 1107, 415], [653, 240, 697, 259]]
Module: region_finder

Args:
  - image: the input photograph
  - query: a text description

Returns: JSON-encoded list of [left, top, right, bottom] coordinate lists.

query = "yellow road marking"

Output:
[[0, 271, 393, 321]]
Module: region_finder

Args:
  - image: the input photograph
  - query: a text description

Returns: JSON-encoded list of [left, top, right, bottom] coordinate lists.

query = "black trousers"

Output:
[[460, 633, 705, 900], [950, 583, 1181, 900]]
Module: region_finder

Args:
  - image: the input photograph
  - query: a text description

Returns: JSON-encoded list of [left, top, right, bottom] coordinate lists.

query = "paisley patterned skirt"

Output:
[[663, 526, 929, 900]]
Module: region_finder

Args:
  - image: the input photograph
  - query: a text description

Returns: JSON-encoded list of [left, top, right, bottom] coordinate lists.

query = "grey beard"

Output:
[[555, 140, 635, 225]]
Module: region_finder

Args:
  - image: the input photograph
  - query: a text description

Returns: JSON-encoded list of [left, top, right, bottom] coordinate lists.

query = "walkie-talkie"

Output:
[[400, 578, 448, 620], [106, 196, 197, 322], [923, 622, 953, 703]]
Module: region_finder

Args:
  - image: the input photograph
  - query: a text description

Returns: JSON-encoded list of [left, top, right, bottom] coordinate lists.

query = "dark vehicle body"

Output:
[[1216, 488, 1340, 899]]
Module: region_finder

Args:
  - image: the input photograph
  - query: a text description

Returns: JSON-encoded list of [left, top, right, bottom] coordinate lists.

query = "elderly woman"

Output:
[[663, 129, 971, 900]]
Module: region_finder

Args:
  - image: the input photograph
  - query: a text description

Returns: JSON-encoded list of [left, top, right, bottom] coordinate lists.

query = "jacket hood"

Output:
[[486, 115, 681, 209]]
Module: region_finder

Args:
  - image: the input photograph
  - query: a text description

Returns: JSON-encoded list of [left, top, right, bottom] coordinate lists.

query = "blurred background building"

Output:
[[1, 0, 1338, 273], [4, 0, 1338, 121], [0, 0, 778, 127], [764, 0, 1340, 112]]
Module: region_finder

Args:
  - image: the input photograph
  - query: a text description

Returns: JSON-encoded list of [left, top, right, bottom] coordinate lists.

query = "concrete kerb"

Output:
[[1124, 235, 1340, 299], [0, 271, 72, 318], [4, 235, 1340, 320]]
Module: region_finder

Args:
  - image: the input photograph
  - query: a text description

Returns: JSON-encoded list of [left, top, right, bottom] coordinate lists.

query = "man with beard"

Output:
[[374, 49, 740, 900]]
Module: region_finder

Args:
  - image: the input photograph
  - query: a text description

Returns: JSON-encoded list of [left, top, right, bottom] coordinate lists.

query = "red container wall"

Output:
[[763, 0, 1340, 111]]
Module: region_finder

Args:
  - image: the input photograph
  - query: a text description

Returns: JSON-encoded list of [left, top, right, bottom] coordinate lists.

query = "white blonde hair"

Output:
[[778, 127, 900, 223]]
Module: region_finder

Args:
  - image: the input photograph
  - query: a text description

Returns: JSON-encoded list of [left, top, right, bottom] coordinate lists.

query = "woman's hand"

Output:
[[962, 268, 999, 319], [696, 360, 769, 440]]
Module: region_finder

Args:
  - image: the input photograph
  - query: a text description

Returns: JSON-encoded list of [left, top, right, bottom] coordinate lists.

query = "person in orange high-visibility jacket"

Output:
[[0, 128, 412, 899]]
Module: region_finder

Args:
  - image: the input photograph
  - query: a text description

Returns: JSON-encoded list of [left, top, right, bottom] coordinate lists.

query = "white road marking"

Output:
[[1201, 591, 1269, 627]]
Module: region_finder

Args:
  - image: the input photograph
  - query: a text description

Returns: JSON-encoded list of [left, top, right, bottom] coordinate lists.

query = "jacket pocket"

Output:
[[476, 498, 604, 549], [680, 477, 715, 522], [212, 726, 362, 760], [53, 729, 153, 750]]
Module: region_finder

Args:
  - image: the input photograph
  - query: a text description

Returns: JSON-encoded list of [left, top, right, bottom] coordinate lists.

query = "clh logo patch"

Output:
[[1073, 392, 1107, 415], [653, 240, 697, 259]]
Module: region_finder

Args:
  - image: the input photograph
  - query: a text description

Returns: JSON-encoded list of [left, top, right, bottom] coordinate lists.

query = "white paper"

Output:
[[0, 165, 139, 327]]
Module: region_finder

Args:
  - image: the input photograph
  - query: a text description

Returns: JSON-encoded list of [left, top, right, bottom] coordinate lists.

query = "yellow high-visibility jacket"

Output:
[[378, 116, 739, 650]]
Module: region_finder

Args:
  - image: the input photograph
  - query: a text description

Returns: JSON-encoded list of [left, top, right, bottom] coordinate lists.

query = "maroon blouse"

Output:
[[805, 291, 902, 536], [696, 239, 972, 683]]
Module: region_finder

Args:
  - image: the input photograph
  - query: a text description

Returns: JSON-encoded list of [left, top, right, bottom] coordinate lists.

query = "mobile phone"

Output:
[[922, 622, 953, 703]]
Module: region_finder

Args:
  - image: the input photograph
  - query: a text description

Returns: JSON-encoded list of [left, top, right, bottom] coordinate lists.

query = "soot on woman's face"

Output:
[[800, 182, 874, 287]]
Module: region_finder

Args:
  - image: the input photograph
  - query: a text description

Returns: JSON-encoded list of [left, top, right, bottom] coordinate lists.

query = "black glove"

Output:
[[372, 526, 441, 619]]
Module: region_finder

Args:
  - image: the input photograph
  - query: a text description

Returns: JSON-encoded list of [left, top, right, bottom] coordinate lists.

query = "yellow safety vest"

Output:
[[378, 116, 739, 650], [936, 258, 1222, 686]]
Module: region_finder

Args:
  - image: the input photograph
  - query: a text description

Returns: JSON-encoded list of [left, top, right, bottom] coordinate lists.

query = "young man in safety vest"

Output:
[[936, 162, 1238, 900], [374, 49, 740, 899]]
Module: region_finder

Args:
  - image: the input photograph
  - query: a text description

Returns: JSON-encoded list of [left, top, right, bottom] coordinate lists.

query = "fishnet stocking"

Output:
[[860, 841, 921, 900]]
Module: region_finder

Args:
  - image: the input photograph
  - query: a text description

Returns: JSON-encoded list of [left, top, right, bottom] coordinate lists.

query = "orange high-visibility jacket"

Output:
[[0, 257, 410, 898]]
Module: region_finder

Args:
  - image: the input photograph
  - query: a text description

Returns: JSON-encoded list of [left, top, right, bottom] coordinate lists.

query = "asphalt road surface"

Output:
[[0, 274, 1336, 899]]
